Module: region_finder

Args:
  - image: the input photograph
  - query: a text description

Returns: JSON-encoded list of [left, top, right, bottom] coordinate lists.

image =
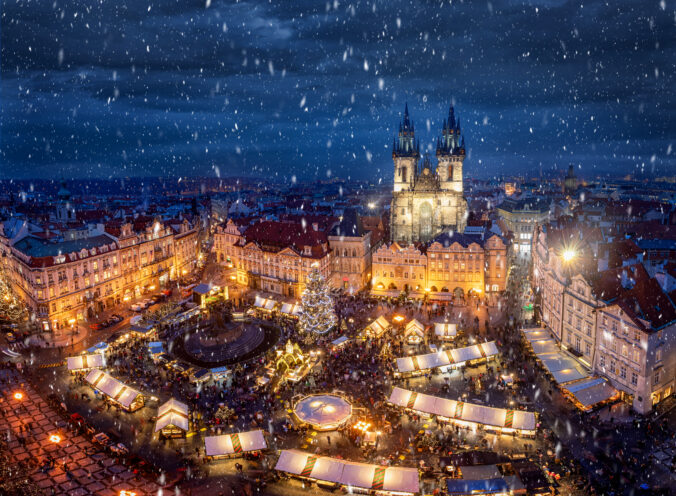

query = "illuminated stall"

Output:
[[434, 322, 458, 341], [85, 369, 145, 412], [204, 430, 267, 459], [67, 353, 106, 373], [388, 387, 537, 437], [404, 319, 425, 344], [363, 316, 391, 338], [394, 341, 499, 377], [274, 449, 419, 496], [155, 398, 189, 438], [293, 393, 352, 431]]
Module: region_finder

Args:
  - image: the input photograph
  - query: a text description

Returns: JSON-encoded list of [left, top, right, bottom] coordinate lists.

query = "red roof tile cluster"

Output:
[[593, 264, 676, 332], [238, 220, 329, 258]]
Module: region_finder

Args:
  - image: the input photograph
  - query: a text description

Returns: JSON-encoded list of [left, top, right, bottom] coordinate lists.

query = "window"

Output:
[[654, 370, 660, 385], [631, 372, 638, 386], [620, 367, 627, 380], [585, 342, 591, 356], [633, 349, 640, 362], [621, 345, 628, 358], [656, 349, 662, 362]]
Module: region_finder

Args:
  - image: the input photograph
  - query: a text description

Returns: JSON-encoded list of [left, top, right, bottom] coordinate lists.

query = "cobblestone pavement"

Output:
[[0, 368, 161, 496]]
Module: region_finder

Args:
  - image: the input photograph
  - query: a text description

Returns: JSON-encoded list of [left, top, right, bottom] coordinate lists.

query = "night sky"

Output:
[[1, 0, 674, 181]]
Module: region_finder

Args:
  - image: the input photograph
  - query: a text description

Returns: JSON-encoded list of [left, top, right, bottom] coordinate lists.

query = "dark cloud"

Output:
[[1, 0, 673, 180]]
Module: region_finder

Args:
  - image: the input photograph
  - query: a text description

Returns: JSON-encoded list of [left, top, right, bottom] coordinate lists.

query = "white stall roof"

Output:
[[530, 339, 559, 355], [564, 379, 618, 408], [396, 341, 498, 373], [155, 398, 190, 432], [294, 394, 352, 428], [388, 387, 536, 432], [67, 353, 105, 371], [85, 369, 142, 409], [364, 316, 390, 337], [331, 336, 349, 347], [204, 430, 267, 456], [405, 319, 424, 334], [280, 302, 301, 316], [274, 450, 419, 494], [434, 323, 458, 337], [521, 328, 552, 342], [254, 295, 276, 310]]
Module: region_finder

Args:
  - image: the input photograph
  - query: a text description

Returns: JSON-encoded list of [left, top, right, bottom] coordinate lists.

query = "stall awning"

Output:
[[331, 336, 349, 347], [364, 316, 390, 337], [280, 302, 301, 316], [254, 295, 277, 311], [405, 319, 424, 335], [274, 450, 419, 494], [67, 353, 105, 371], [148, 341, 164, 355], [155, 398, 189, 432], [530, 339, 559, 355], [396, 341, 499, 373], [210, 366, 229, 377], [434, 323, 458, 338], [86, 342, 108, 354], [85, 369, 142, 409], [521, 328, 553, 343], [446, 477, 511, 495], [130, 324, 154, 334], [563, 377, 619, 408], [538, 352, 589, 384], [388, 387, 536, 432], [204, 430, 267, 456]]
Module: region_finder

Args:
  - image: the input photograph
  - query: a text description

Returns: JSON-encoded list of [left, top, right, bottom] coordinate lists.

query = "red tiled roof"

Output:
[[239, 221, 329, 258], [594, 264, 676, 331]]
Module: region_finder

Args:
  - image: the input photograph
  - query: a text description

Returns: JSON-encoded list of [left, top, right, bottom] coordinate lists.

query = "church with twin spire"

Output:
[[390, 104, 468, 244]]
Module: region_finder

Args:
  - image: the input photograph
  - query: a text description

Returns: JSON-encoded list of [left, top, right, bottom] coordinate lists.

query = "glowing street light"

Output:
[[562, 249, 576, 262], [49, 434, 62, 443], [13, 392, 23, 401], [119, 491, 138, 496], [393, 315, 405, 323]]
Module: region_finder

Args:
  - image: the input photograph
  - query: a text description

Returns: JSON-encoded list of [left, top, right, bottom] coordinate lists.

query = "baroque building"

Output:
[[390, 104, 467, 244]]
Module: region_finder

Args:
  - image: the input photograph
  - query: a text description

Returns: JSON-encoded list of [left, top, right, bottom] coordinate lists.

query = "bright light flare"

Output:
[[562, 249, 576, 262]]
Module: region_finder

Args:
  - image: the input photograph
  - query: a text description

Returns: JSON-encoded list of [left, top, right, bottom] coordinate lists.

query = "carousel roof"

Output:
[[294, 394, 352, 429]]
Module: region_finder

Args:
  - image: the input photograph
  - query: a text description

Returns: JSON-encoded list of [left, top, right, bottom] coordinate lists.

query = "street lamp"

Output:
[[49, 434, 62, 443], [562, 249, 576, 263], [13, 392, 23, 401]]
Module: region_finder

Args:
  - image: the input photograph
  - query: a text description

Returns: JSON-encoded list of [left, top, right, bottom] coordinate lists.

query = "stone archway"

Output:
[[453, 287, 464, 298]]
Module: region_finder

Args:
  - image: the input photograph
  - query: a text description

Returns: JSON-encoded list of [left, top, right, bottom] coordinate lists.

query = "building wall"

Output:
[[328, 231, 372, 293], [214, 222, 331, 298], [1, 220, 200, 332], [561, 275, 598, 367], [497, 206, 549, 261], [390, 191, 467, 244], [371, 235, 507, 298], [595, 305, 675, 414]]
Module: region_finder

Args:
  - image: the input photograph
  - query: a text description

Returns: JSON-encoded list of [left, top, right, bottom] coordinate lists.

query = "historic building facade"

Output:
[[214, 219, 331, 298], [371, 230, 508, 298], [390, 104, 467, 244], [0, 218, 199, 334]]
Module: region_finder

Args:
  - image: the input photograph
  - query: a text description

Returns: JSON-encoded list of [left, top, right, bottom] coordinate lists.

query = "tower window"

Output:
[[401, 167, 407, 182]]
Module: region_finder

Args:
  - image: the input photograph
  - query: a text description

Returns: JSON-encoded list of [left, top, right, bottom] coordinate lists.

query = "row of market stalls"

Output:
[[67, 353, 106, 372], [395, 341, 499, 376], [275, 449, 419, 495], [522, 328, 619, 411], [388, 387, 537, 437], [362, 316, 460, 343]]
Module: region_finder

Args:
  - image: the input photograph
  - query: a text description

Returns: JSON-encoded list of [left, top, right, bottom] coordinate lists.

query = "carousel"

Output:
[[293, 393, 352, 431]]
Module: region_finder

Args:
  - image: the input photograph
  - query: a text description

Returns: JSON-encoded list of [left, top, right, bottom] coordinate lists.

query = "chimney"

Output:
[[312, 223, 319, 231], [620, 269, 635, 290]]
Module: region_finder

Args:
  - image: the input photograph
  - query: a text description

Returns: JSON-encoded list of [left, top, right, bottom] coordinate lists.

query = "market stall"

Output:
[[155, 398, 189, 438], [434, 322, 458, 341], [562, 377, 620, 412], [293, 393, 352, 431], [280, 302, 302, 318], [85, 369, 145, 412], [331, 336, 349, 349], [274, 449, 419, 495], [67, 353, 105, 373], [388, 387, 537, 436], [395, 341, 499, 376], [253, 295, 277, 313], [204, 430, 267, 459], [363, 315, 391, 338], [404, 319, 425, 344]]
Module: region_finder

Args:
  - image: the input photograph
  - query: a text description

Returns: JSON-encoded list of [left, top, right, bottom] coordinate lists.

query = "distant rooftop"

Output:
[[14, 234, 115, 258]]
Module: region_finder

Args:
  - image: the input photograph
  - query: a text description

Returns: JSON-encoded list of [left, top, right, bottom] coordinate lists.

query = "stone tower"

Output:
[[390, 104, 467, 244]]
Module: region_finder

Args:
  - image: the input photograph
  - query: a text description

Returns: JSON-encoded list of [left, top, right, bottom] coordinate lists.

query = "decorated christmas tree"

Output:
[[298, 264, 337, 339], [0, 263, 26, 323]]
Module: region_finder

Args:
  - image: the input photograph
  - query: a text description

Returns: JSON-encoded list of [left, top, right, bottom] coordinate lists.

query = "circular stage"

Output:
[[293, 394, 352, 431], [173, 317, 279, 367]]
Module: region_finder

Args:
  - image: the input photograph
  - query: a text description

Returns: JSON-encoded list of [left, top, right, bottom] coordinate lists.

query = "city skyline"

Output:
[[2, 0, 674, 181]]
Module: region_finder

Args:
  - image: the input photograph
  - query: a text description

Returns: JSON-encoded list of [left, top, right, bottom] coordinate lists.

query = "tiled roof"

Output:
[[594, 264, 676, 331], [13, 234, 118, 268], [239, 221, 329, 258]]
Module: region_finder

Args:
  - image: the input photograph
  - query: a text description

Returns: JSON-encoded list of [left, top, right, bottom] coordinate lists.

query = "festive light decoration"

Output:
[[298, 264, 337, 338], [0, 263, 27, 322]]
